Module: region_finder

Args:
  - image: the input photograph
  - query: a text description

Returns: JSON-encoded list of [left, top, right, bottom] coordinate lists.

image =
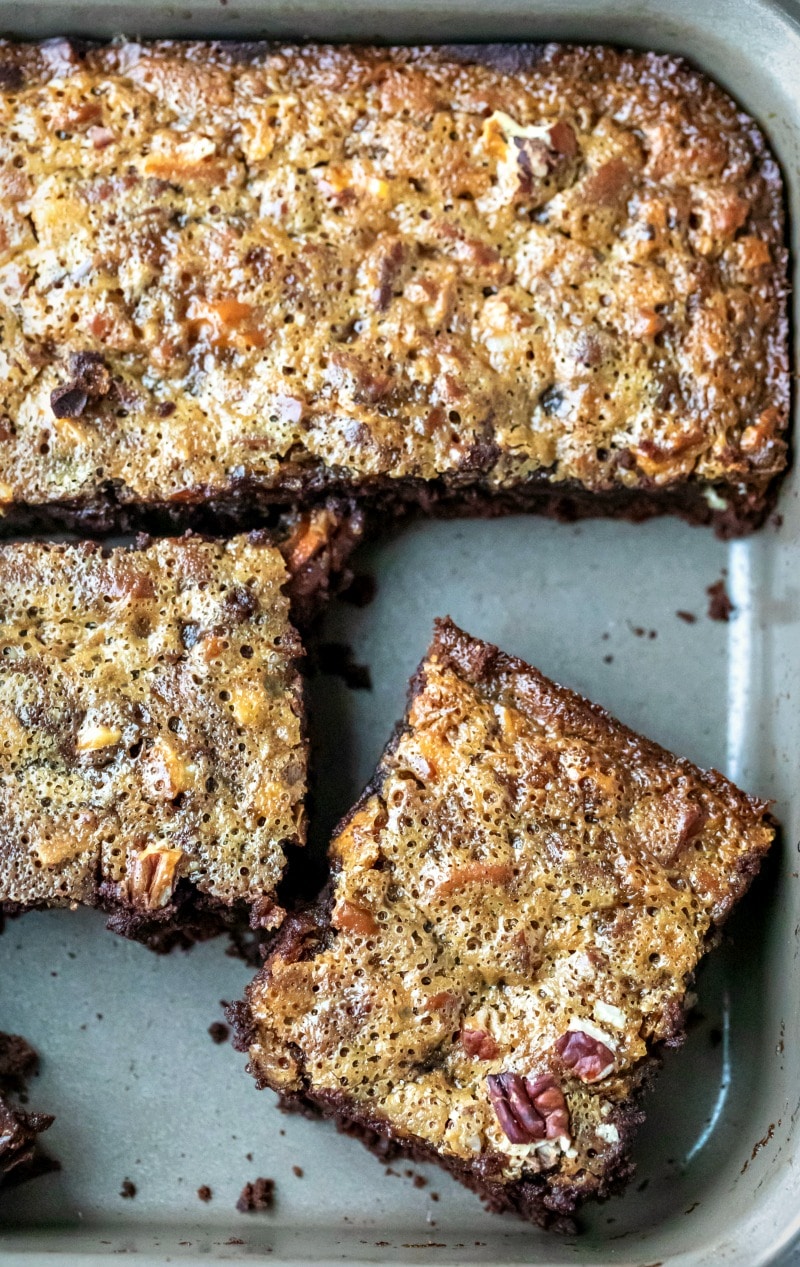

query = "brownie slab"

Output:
[[0, 520, 355, 948], [235, 619, 774, 1226], [0, 40, 788, 534]]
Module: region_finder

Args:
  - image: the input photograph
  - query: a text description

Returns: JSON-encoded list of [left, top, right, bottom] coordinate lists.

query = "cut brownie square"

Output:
[[0, 506, 361, 948], [234, 618, 774, 1226], [0, 1032, 57, 1189]]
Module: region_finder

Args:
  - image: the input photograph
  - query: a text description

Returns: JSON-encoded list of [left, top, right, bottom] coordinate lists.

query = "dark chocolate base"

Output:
[[0, 469, 781, 544]]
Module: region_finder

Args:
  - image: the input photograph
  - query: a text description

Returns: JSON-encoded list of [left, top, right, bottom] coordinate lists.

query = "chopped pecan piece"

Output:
[[50, 351, 112, 419], [436, 862, 513, 896], [75, 721, 122, 752], [332, 900, 379, 936], [461, 1028, 498, 1061], [486, 1071, 569, 1144], [482, 112, 579, 202], [128, 844, 184, 910], [555, 1029, 615, 1083]]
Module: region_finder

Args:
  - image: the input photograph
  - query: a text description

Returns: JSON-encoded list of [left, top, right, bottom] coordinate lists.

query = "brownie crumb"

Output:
[[208, 1022, 230, 1045], [0, 1032, 58, 1189], [412, 1174, 427, 1188], [120, 1178, 137, 1199], [707, 579, 734, 622], [316, 641, 372, 691], [291, 1165, 303, 1178], [603, 654, 613, 664], [236, 1177, 275, 1212], [340, 572, 377, 608], [676, 610, 697, 624], [431, 1192, 439, 1201], [0, 1032, 39, 1092], [197, 1185, 212, 1202]]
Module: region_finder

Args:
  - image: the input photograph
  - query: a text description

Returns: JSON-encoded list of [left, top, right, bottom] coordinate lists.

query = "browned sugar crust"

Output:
[[0, 533, 307, 948], [236, 619, 775, 1226], [0, 40, 789, 535], [0, 1032, 57, 1189]]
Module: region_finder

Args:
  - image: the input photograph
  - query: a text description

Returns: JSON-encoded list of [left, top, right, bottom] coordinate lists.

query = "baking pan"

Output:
[[0, 0, 798, 1263]]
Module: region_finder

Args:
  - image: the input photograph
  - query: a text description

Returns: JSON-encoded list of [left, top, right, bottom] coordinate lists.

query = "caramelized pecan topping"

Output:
[[486, 1071, 569, 1144], [555, 1029, 615, 1083]]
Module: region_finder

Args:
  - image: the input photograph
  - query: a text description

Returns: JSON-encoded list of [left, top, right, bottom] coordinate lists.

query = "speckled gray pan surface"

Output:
[[0, 1, 798, 1264]]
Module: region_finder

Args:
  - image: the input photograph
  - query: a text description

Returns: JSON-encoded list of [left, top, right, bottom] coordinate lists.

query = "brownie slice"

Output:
[[0, 1032, 57, 1188], [0, 40, 788, 535], [234, 619, 774, 1226], [0, 508, 361, 949]]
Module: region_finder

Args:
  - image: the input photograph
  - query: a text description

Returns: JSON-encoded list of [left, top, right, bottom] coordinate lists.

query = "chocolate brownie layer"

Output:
[[0, 1032, 56, 1188], [0, 40, 788, 533], [0, 511, 361, 948], [235, 619, 774, 1226]]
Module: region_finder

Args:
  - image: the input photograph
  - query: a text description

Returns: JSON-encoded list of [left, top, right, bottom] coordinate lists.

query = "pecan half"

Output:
[[486, 1072, 569, 1144], [555, 1030, 615, 1083]]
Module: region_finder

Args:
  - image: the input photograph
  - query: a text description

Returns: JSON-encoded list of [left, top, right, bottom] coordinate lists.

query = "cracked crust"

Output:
[[233, 619, 775, 1225], [0, 40, 789, 536]]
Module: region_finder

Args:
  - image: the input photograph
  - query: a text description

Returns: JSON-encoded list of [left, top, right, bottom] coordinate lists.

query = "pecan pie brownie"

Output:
[[0, 506, 362, 949], [0, 1032, 56, 1188], [234, 619, 774, 1226], [0, 39, 788, 534]]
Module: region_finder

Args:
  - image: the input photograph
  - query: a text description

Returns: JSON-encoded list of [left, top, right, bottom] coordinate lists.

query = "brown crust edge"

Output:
[[0, 472, 783, 543]]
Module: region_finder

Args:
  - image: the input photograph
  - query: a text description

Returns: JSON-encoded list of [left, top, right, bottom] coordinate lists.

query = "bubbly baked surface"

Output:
[[0, 534, 306, 928], [241, 619, 774, 1222], [0, 40, 788, 528]]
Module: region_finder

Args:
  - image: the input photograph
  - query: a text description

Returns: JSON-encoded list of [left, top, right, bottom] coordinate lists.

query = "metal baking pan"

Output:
[[0, 0, 798, 1263]]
